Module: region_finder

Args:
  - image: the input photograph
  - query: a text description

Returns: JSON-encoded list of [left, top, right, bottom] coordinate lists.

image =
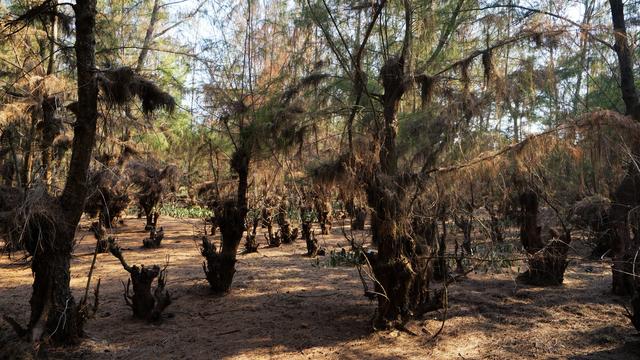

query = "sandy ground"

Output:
[[1, 216, 639, 359]]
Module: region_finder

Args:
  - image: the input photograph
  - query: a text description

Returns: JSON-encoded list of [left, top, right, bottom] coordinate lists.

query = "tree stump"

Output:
[[201, 200, 245, 293], [243, 217, 259, 253], [108, 239, 171, 321], [302, 221, 320, 256], [278, 220, 299, 244], [518, 190, 572, 286], [201, 237, 237, 293], [314, 198, 332, 235], [351, 207, 367, 230], [142, 227, 164, 248]]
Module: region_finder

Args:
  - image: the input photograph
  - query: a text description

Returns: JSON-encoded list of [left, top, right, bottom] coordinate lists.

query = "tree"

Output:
[[608, 0, 640, 296], [3, 0, 101, 344]]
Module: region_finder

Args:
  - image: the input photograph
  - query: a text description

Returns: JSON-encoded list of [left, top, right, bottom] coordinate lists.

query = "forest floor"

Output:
[[1, 216, 639, 359]]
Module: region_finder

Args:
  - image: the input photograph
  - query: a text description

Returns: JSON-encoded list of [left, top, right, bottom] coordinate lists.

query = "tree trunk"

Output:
[[202, 149, 249, 293], [28, 220, 83, 343], [46, 0, 58, 75], [365, 54, 442, 328], [351, 207, 366, 230], [609, 0, 640, 119], [518, 190, 571, 286], [243, 217, 259, 254], [302, 221, 319, 256], [572, 0, 594, 114], [610, 171, 640, 295], [136, 0, 161, 72], [608, 0, 640, 295], [109, 240, 171, 321], [41, 96, 57, 187], [20, 110, 37, 188], [25, 0, 100, 344], [519, 190, 543, 254]]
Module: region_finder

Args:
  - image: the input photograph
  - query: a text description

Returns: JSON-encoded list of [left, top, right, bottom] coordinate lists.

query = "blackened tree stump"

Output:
[[142, 227, 164, 248], [518, 190, 572, 286], [108, 239, 171, 321], [201, 199, 246, 293], [243, 217, 260, 253], [302, 221, 320, 256], [351, 207, 367, 230]]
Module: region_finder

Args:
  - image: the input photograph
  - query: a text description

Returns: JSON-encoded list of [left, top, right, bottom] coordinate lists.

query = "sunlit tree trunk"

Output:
[[136, 0, 161, 72]]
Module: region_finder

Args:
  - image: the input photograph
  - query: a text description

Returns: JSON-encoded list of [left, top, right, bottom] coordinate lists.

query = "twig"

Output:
[[216, 329, 240, 336]]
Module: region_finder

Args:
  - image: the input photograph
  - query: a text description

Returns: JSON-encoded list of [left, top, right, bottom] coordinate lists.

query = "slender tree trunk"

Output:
[[608, 0, 640, 295], [609, 0, 640, 119], [40, 0, 59, 188], [46, 0, 58, 75], [572, 0, 594, 114], [41, 96, 57, 187], [20, 111, 37, 188], [135, 0, 161, 72]]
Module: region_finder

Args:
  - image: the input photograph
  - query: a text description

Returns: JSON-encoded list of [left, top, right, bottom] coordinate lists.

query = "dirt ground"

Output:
[[1, 216, 638, 359]]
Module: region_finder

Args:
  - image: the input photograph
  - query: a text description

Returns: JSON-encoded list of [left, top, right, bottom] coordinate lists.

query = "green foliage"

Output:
[[160, 203, 212, 218], [325, 248, 366, 267]]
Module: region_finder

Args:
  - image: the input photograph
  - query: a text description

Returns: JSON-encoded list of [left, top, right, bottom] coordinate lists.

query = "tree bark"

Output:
[[41, 96, 57, 186], [26, 0, 100, 344], [202, 148, 249, 293], [366, 43, 442, 326], [135, 0, 161, 72], [608, 0, 640, 295], [609, 0, 640, 120], [518, 190, 571, 286], [20, 110, 38, 188]]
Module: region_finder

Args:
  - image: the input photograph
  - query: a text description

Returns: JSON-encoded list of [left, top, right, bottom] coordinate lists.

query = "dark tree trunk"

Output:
[[519, 190, 543, 253], [123, 265, 170, 321], [454, 214, 473, 255], [610, 171, 640, 295], [518, 190, 572, 286], [365, 55, 441, 328], [28, 220, 83, 344], [21, 0, 99, 345], [141, 198, 160, 230], [626, 292, 640, 332], [608, 0, 640, 295], [243, 217, 259, 254], [302, 221, 319, 256], [276, 202, 298, 244], [351, 207, 367, 230], [609, 0, 640, 120], [90, 221, 109, 253], [20, 110, 38, 188], [143, 227, 164, 248], [201, 149, 249, 293], [314, 198, 332, 235], [434, 214, 448, 281]]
